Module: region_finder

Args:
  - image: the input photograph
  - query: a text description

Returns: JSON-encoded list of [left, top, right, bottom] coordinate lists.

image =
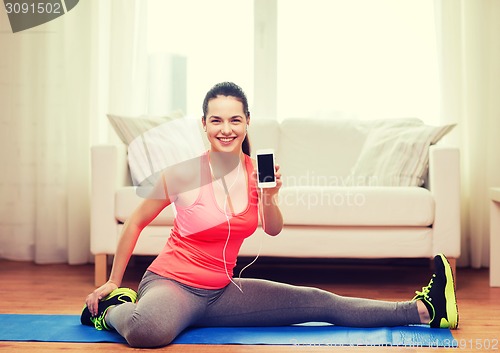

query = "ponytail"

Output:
[[242, 134, 251, 156]]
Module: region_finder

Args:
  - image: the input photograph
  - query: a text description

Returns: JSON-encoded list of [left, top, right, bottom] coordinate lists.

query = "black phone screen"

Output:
[[257, 154, 275, 183]]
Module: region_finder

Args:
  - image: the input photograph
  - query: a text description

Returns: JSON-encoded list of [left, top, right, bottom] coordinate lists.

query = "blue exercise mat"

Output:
[[0, 314, 457, 347]]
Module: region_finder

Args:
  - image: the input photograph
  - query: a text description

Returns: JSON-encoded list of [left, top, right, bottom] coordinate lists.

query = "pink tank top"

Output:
[[148, 152, 259, 289]]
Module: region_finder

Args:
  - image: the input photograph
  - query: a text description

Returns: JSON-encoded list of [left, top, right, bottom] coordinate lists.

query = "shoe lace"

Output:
[[90, 306, 113, 331], [90, 314, 106, 331], [414, 274, 435, 300]]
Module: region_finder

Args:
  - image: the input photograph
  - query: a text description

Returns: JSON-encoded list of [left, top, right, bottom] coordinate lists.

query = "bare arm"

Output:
[[86, 174, 173, 316], [108, 197, 170, 286], [260, 190, 283, 236]]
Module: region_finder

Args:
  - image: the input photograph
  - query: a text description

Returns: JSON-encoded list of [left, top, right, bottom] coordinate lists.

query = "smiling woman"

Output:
[[202, 82, 251, 156], [81, 82, 458, 348]]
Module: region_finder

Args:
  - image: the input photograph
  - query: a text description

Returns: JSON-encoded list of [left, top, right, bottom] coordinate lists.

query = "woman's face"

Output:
[[203, 95, 248, 154]]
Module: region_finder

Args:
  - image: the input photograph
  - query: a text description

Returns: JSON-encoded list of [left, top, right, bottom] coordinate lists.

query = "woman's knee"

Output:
[[123, 315, 178, 348]]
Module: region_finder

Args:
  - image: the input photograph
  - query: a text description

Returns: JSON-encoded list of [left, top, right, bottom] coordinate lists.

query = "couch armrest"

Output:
[[428, 145, 461, 257], [90, 144, 128, 254]]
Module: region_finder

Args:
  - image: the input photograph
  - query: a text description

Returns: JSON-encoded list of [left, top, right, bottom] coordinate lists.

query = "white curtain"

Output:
[[0, 2, 94, 264], [434, 0, 500, 268], [0, 1, 147, 264], [107, 2, 149, 117]]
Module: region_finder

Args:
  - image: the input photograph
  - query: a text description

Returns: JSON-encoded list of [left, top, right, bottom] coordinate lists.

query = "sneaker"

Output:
[[81, 287, 137, 330], [413, 254, 459, 329]]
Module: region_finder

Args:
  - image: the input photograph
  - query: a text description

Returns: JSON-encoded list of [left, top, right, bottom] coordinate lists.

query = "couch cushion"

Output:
[[350, 122, 456, 187], [115, 187, 176, 225], [107, 110, 184, 145], [116, 185, 434, 227], [278, 186, 434, 226], [278, 119, 369, 186]]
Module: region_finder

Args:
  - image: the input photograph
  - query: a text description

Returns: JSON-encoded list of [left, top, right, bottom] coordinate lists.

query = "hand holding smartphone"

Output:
[[256, 149, 276, 188]]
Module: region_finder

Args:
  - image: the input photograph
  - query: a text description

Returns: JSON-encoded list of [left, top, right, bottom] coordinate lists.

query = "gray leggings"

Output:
[[106, 271, 420, 348]]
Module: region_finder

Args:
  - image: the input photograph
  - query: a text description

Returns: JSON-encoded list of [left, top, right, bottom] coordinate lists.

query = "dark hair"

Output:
[[202, 82, 251, 156]]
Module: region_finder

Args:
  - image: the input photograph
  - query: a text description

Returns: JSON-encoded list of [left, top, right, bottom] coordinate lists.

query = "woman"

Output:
[[81, 82, 458, 348]]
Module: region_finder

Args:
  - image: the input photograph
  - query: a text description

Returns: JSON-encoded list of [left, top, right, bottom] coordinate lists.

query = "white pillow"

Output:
[[350, 122, 456, 186], [127, 116, 206, 187], [107, 110, 184, 145]]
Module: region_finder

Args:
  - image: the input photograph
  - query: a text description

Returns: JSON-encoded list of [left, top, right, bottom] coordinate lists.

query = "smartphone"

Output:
[[256, 149, 276, 188]]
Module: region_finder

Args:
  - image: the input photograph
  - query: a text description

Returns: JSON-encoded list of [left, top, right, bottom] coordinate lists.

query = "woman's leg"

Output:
[[105, 272, 207, 348], [196, 278, 420, 327]]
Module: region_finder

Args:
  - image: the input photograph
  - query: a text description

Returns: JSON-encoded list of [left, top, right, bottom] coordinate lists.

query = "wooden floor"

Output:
[[0, 257, 499, 352]]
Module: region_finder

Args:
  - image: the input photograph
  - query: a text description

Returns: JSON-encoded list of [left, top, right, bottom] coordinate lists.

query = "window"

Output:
[[147, 0, 254, 117], [276, 0, 440, 123], [147, 0, 439, 123]]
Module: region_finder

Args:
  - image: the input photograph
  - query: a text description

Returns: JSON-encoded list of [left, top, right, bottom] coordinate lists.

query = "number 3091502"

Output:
[[5, 2, 62, 14]]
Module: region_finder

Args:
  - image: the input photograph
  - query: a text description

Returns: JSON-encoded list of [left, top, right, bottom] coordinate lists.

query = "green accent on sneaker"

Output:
[[90, 305, 114, 331], [80, 287, 137, 331], [412, 254, 459, 329], [441, 254, 458, 329], [440, 317, 451, 329]]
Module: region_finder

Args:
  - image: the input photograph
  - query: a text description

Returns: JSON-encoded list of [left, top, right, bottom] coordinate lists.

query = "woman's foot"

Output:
[[81, 288, 137, 330], [413, 254, 459, 329]]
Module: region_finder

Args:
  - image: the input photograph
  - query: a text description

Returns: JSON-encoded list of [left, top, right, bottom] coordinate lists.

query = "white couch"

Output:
[[91, 118, 461, 286]]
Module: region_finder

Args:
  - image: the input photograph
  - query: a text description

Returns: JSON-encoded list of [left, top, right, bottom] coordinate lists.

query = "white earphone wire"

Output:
[[209, 153, 265, 293], [209, 154, 244, 292]]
